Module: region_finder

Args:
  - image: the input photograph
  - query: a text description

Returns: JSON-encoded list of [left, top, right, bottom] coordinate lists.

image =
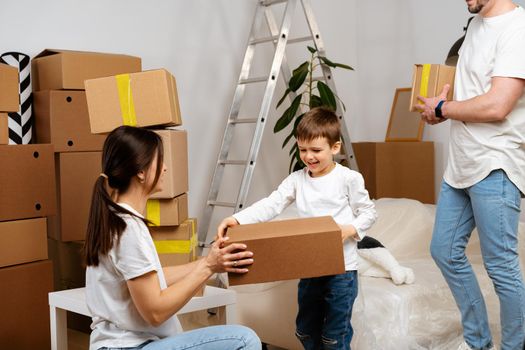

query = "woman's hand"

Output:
[[216, 216, 239, 240], [205, 237, 253, 274]]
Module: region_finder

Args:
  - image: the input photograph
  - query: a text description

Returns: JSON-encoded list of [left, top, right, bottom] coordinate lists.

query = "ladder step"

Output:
[[250, 35, 310, 45], [219, 160, 248, 165], [208, 201, 236, 208], [230, 118, 258, 124], [239, 76, 268, 84], [261, 0, 287, 6]]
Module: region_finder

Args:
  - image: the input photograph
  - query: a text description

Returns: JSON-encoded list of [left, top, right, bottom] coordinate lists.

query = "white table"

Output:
[[48, 286, 237, 350]]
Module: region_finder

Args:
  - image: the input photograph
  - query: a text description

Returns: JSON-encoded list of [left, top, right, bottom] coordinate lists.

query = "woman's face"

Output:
[[144, 152, 167, 195]]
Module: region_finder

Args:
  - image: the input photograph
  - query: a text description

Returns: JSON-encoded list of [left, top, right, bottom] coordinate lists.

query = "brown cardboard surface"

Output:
[[85, 69, 182, 133], [150, 129, 188, 199], [0, 218, 47, 268], [226, 216, 344, 286], [48, 152, 101, 241], [47, 238, 85, 290], [151, 218, 197, 267], [0, 260, 53, 350], [146, 193, 188, 226], [0, 144, 56, 221], [0, 63, 19, 112], [31, 49, 141, 91], [352, 142, 435, 204], [0, 112, 8, 144], [34, 90, 106, 152], [410, 64, 455, 112]]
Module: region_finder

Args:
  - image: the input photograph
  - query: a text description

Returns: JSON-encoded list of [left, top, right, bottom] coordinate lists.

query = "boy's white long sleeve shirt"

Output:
[[233, 163, 377, 271]]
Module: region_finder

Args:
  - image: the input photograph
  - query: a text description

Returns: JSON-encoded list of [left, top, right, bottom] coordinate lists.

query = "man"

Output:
[[416, 1, 525, 349]]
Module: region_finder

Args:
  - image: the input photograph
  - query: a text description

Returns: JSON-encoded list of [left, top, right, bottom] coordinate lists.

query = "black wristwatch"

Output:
[[435, 100, 446, 119]]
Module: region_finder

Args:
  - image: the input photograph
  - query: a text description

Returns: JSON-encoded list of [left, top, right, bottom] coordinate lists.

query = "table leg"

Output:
[[50, 306, 68, 350], [225, 303, 237, 325]]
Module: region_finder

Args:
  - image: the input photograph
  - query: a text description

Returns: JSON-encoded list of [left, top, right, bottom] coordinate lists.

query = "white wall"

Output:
[[1, 0, 523, 237]]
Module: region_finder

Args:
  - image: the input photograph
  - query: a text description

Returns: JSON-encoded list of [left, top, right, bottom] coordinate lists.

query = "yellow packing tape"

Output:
[[146, 200, 161, 226], [154, 231, 197, 254], [418, 64, 431, 104], [116, 74, 137, 126]]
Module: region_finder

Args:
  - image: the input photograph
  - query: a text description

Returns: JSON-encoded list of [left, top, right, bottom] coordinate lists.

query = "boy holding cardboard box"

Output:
[[218, 107, 377, 350]]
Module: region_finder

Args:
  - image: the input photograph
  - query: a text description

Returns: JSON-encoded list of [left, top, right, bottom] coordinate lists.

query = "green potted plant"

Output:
[[274, 46, 353, 172]]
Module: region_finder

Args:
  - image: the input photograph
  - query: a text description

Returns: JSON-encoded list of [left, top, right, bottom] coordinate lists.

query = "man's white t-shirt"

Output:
[[86, 203, 181, 350], [233, 163, 377, 271], [446, 6, 525, 194]]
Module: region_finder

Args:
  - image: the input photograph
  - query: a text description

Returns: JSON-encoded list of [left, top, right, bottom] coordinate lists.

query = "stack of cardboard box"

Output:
[[84, 67, 197, 268], [0, 62, 56, 349]]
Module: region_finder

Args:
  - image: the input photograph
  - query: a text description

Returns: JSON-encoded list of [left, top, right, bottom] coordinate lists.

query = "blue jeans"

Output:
[[99, 325, 261, 350], [430, 170, 525, 350], [295, 270, 358, 350]]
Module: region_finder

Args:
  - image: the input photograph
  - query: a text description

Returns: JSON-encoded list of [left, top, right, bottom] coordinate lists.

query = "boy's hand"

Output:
[[216, 216, 239, 241], [340, 224, 358, 242]]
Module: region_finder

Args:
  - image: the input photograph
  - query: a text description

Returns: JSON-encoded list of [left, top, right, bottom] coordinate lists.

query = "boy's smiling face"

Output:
[[297, 137, 341, 177]]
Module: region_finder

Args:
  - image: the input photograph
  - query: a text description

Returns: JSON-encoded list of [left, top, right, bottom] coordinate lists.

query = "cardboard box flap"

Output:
[[34, 48, 138, 59], [228, 216, 340, 240]]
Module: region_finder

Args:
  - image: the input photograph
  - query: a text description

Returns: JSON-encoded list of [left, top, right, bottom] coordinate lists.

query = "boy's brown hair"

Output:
[[296, 107, 341, 146]]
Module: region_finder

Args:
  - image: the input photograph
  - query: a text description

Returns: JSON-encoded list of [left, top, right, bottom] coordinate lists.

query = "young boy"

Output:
[[217, 107, 377, 350]]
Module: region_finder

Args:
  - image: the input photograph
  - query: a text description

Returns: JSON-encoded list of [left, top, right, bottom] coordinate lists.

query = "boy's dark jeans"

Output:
[[295, 270, 358, 350]]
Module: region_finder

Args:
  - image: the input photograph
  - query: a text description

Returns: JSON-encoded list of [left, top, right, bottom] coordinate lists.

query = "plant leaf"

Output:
[[293, 159, 305, 172], [289, 143, 298, 156], [309, 95, 323, 109], [317, 81, 337, 110], [289, 61, 309, 92], [292, 113, 304, 134], [332, 62, 354, 70], [307, 46, 317, 54], [276, 88, 291, 109], [274, 95, 302, 133], [289, 157, 295, 173], [319, 56, 354, 70], [282, 130, 295, 149]]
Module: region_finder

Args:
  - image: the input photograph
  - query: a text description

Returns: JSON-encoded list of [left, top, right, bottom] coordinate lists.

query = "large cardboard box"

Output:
[[85, 69, 182, 133], [352, 141, 435, 204], [0, 144, 56, 221], [146, 193, 188, 226], [0, 112, 8, 144], [0, 63, 19, 112], [34, 90, 106, 152], [48, 151, 101, 241], [31, 49, 141, 91], [151, 218, 198, 266], [0, 260, 53, 350], [0, 217, 47, 268], [150, 129, 188, 199], [226, 216, 344, 286], [47, 238, 85, 290], [409, 64, 455, 112]]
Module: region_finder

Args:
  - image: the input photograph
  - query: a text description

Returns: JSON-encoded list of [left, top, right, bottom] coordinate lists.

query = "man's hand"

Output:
[[414, 84, 450, 125]]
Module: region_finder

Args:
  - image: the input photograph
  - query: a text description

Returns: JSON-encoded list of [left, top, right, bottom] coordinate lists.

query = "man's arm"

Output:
[[416, 76, 525, 124]]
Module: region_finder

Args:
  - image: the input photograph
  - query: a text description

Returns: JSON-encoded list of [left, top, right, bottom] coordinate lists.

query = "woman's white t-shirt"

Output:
[[86, 203, 181, 350]]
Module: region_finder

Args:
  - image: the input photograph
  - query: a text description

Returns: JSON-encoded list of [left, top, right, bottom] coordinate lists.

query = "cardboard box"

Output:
[[85, 69, 182, 133], [150, 129, 188, 199], [0, 112, 8, 144], [0, 63, 19, 112], [146, 193, 188, 226], [151, 218, 198, 266], [226, 216, 344, 286], [47, 238, 85, 290], [0, 218, 47, 268], [31, 49, 141, 91], [48, 152, 101, 241], [34, 90, 106, 152], [352, 141, 435, 204], [0, 144, 56, 221], [0, 260, 53, 349], [410, 64, 455, 112]]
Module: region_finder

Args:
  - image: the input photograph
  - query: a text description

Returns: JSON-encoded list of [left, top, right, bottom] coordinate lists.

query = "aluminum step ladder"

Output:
[[199, 0, 358, 247]]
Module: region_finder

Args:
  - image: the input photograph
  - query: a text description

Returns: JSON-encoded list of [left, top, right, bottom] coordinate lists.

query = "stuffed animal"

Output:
[[357, 236, 415, 285]]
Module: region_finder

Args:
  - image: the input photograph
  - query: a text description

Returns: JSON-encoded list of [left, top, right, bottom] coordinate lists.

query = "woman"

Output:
[[83, 126, 260, 350]]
